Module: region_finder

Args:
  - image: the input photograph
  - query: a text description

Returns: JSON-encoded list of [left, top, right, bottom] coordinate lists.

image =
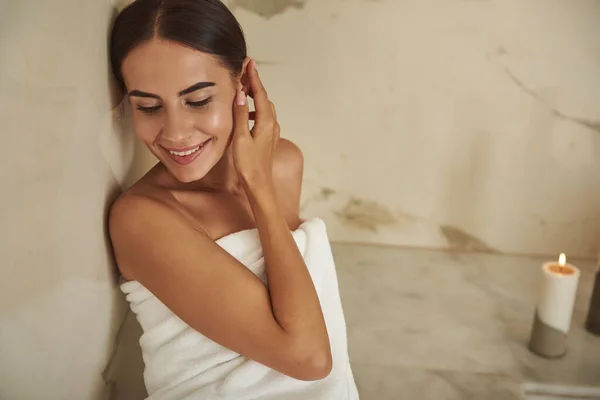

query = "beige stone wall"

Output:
[[226, 0, 600, 258], [0, 1, 144, 399]]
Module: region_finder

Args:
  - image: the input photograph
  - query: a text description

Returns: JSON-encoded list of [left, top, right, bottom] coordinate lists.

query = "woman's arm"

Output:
[[246, 174, 332, 374]]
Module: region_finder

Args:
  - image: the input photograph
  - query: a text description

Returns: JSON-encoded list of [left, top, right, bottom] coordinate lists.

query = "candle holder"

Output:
[[584, 265, 600, 336], [528, 254, 580, 358]]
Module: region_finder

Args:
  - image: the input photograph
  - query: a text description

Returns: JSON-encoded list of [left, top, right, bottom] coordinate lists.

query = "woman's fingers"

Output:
[[232, 90, 251, 139], [246, 60, 275, 129], [271, 101, 277, 120], [246, 104, 275, 121]]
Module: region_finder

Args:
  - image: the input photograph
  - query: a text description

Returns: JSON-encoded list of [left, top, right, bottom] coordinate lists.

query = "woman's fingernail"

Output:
[[236, 90, 246, 106]]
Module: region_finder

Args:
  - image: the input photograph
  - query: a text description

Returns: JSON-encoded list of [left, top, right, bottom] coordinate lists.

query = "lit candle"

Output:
[[528, 253, 580, 358]]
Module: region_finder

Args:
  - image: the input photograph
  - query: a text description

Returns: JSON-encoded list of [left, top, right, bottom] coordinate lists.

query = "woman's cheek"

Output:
[[204, 105, 234, 137], [133, 115, 161, 144]]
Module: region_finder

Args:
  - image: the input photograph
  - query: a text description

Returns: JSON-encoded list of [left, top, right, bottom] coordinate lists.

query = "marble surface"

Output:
[[332, 244, 600, 399]]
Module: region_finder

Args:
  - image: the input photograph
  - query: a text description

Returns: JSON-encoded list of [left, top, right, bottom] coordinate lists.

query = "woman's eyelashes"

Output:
[[136, 97, 213, 114], [186, 97, 212, 108], [137, 104, 161, 114]]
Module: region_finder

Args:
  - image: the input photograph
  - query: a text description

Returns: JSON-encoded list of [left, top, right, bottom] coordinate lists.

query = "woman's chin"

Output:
[[168, 165, 211, 184]]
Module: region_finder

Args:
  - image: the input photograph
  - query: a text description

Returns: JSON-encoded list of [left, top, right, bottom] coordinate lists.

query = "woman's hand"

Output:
[[232, 60, 280, 191]]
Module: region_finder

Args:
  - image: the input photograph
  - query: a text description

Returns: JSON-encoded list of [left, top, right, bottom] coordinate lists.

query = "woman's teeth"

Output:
[[169, 145, 201, 157]]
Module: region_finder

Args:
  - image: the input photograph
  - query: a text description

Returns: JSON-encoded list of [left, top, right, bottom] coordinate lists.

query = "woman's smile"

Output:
[[161, 138, 214, 166]]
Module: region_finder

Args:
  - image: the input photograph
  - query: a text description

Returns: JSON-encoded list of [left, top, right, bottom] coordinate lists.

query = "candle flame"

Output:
[[558, 253, 566, 266]]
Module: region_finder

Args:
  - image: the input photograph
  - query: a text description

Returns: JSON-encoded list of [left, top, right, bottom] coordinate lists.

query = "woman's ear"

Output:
[[238, 57, 252, 94]]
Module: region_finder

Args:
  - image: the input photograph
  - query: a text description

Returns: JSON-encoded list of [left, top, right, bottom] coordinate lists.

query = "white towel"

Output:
[[121, 218, 359, 400]]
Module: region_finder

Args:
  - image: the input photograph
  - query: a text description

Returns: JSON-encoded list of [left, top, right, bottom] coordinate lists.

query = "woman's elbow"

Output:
[[293, 348, 333, 381]]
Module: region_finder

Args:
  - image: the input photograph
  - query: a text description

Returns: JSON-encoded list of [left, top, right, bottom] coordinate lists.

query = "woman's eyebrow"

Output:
[[179, 81, 216, 96]]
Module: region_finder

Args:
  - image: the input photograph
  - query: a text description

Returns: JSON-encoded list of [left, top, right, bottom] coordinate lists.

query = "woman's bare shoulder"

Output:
[[111, 163, 181, 213], [273, 138, 303, 178], [107, 167, 197, 253]]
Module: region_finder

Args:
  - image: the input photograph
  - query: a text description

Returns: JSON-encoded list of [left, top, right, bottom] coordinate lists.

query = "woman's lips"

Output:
[[163, 139, 212, 166]]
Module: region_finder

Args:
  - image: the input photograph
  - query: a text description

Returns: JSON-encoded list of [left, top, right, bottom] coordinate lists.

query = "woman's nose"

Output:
[[163, 109, 195, 141]]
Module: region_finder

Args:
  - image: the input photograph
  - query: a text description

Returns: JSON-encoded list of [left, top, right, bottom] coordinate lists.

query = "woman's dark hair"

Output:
[[110, 0, 247, 89]]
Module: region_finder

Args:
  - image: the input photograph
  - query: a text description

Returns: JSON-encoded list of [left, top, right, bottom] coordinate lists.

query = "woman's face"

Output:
[[121, 38, 240, 183]]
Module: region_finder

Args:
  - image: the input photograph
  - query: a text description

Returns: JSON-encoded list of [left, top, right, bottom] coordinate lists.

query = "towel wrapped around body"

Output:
[[121, 217, 359, 400]]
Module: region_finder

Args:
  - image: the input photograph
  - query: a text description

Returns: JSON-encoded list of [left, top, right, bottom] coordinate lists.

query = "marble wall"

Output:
[[0, 0, 144, 399], [223, 0, 600, 258]]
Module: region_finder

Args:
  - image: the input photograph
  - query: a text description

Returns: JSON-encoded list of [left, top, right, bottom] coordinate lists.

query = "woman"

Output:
[[109, 0, 359, 399]]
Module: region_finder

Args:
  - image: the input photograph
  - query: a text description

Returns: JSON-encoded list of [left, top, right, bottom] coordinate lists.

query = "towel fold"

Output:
[[121, 218, 359, 400]]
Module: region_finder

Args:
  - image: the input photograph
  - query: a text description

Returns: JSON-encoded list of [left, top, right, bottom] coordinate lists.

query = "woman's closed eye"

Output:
[[136, 98, 212, 114], [137, 104, 162, 114], [186, 97, 212, 108]]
